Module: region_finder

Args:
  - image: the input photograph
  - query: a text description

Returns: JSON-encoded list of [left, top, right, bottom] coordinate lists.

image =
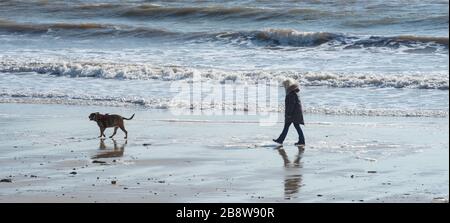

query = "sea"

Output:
[[0, 0, 448, 117]]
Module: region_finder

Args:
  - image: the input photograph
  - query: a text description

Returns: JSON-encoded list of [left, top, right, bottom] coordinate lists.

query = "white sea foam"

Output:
[[1, 60, 448, 90]]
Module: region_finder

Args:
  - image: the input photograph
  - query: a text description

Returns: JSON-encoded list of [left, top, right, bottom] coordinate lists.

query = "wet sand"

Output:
[[0, 103, 448, 203]]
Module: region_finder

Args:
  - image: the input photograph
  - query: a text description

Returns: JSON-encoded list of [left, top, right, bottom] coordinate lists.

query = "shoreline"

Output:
[[0, 103, 448, 203], [1, 98, 448, 119]]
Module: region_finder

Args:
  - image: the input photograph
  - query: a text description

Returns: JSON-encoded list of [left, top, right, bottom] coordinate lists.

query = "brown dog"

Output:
[[89, 112, 134, 139]]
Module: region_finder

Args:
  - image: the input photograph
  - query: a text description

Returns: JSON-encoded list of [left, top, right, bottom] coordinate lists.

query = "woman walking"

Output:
[[273, 78, 305, 146]]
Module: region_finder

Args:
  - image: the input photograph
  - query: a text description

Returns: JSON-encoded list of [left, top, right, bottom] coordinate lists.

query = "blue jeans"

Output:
[[276, 122, 305, 144]]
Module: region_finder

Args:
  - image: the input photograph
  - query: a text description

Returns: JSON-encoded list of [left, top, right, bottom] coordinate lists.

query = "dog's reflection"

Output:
[[275, 146, 304, 200], [92, 139, 126, 159]]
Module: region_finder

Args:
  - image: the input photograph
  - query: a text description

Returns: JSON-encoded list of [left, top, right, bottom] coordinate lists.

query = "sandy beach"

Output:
[[0, 0, 448, 206], [0, 103, 448, 203]]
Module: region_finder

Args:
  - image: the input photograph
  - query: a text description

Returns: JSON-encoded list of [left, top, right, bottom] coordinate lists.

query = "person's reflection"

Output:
[[276, 146, 304, 200], [92, 139, 126, 159]]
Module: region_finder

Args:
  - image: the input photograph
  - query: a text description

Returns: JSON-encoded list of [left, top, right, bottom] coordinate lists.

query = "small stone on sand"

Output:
[[92, 160, 106, 164]]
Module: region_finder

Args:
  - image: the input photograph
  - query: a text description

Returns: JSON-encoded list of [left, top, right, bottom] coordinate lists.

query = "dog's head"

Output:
[[89, 112, 100, 121]]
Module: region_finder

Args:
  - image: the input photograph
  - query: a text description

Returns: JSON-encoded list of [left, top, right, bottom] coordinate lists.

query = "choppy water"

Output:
[[0, 0, 448, 117]]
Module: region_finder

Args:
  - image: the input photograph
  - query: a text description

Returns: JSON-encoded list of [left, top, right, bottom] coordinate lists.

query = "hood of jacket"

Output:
[[282, 78, 299, 94]]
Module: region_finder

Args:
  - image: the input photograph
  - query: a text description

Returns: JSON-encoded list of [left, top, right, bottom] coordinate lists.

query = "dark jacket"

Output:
[[284, 87, 304, 125]]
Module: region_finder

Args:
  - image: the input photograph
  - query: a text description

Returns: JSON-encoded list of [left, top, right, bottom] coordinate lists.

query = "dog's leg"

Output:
[[110, 127, 118, 138], [119, 124, 128, 139], [100, 128, 106, 138], [98, 128, 104, 138]]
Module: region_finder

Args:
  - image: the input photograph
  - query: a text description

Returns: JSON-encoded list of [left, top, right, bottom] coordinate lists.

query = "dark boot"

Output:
[[273, 139, 283, 144]]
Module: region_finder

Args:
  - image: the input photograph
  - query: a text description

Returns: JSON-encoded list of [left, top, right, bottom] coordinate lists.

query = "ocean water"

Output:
[[0, 0, 448, 117]]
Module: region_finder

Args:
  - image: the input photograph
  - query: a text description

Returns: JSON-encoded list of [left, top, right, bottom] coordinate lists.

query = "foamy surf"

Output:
[[1, 60, 447, 90], [0, 92, 447, 118]]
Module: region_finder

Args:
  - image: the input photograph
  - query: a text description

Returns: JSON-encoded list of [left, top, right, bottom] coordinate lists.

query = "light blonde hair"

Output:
[[282, 78, 299, 94]]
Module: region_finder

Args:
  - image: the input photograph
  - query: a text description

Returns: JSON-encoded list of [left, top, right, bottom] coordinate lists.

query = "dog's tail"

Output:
[[123, 114, 135, 120]]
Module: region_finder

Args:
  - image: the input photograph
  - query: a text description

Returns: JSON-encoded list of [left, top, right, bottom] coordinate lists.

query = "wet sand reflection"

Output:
[[276, 146, 305, 200], [92, 139, 126, 159]]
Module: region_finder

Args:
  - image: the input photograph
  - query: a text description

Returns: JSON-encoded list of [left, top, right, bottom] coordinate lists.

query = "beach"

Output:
[[0, 0, 448, 203], [0, 103, 448, 203]]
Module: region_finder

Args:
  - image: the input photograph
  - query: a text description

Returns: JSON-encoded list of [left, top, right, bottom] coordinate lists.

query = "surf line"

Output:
[[176, 207, 210, 221]]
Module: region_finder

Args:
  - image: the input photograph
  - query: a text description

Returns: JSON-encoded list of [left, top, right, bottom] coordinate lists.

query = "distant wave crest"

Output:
[[0, 19, 177, 38], [1, 20, 447, 50], [2, 1, 447, 27]]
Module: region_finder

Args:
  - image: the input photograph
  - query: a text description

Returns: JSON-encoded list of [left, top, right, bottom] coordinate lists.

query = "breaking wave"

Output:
[[215, 29, 448, 48], [215, 29, 343, 47], [0, 61, 448, 90]]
